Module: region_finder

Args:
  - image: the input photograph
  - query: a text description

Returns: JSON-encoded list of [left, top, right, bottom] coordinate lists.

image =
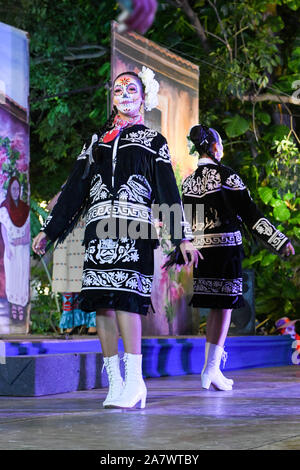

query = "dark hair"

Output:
[[189, 124, 221, 164]]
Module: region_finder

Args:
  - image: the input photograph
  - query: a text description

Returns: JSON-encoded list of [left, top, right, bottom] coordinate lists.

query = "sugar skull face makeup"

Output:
[[113, 75, 144, 117]]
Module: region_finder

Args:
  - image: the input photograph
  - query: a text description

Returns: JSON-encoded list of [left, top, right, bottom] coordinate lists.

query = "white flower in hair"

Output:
[[138, 66, 159, 111]]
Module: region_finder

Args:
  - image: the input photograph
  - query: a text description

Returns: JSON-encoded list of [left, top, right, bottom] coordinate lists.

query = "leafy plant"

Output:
[[30, 262, 61, 335]]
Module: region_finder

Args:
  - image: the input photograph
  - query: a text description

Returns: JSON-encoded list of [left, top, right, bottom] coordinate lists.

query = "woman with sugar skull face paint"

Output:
[[32, 68, 198, 409]]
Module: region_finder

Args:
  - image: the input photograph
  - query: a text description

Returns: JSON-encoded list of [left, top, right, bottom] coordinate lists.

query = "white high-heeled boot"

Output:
[[102, 355, 124, 408], [201, 343, 233, 391], [201, 342, 234, 386], [109, 353, 147, 409]]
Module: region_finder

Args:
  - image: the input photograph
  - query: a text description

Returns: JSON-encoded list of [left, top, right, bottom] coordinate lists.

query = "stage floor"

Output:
[[0, 366, 299, 450]]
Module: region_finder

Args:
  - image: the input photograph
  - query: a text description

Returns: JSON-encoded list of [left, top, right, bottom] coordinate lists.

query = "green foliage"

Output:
[[30, 198, 48, 256], [0, 0, 116, 201], [149, 0, 300, 326], [223, 115, 250, 138], [242, 135, 300, 320], [30, 262, 62, 335]]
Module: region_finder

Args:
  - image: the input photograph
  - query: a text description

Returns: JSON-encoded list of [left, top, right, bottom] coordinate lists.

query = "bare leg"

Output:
[[116, 310, 142, 354], [96, 308, 119, 357], [206, 308, 232, 347]]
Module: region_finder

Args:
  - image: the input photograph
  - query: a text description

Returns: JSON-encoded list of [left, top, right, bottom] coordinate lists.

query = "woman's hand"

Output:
[[282, 242, 295, 258], [32, 232, 48, 256], [179, 240, 203, 268]]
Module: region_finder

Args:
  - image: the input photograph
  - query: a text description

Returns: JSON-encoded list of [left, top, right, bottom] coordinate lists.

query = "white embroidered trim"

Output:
[[84, 238, 139, 265], [85, 200, 153, 226], [156, 143, 171, 164], [90, 174, 110, 204], [41, 215, 53, 231], [122, 129, 158, 147], [117, 175, 152, 204], [193, 277, 243, 296], [82, 268, 153, 296], [182, 167, 222, 198], [252, 218, 288, 251], [192, 231, 242, 248], [118, 143, 157, 154], [76, 134, 98, 162], [223, 174, 246, 191]]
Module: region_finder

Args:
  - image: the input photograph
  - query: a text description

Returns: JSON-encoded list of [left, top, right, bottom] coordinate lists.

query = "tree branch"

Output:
[[242, 93, 300, 106], [174, 0, 210, 51], [207, 0, 233, 61], [33, 45, 108, 64]]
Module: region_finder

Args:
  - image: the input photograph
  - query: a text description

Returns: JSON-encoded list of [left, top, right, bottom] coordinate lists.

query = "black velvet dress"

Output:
[[42, 124, 191, 315], [182, 159, 289, 309]]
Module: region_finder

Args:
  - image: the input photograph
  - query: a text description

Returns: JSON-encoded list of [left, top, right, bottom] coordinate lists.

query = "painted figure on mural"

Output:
[[32, 67, 199, 409], [0, 176, 30, 321]]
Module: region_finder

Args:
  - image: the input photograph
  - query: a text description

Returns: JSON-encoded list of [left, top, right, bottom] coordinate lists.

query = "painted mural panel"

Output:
[[0, 22, 30, 334]]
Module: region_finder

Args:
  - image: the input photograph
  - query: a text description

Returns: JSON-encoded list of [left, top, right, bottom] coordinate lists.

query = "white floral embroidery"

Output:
[[182, 167, 221, 198], [90, 174, 110, 203], [156, 143, 171, 164], [224, 174, 246, 191], [117, 175, 152, 204], [122, 129, 157, 147], [85, 238, 139, 265], [82, 269, 152, 296], [130, 252, 139, 262]]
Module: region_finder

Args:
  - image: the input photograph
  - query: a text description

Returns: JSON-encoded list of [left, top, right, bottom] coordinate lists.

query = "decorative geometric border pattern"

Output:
[[85, 200, 153, 226], [193, 277, 243, 296], [192, 231, 242, 248]]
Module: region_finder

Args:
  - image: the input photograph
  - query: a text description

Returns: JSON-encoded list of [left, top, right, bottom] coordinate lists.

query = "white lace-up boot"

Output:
[[201, 342, 234, 386], [102, 355, 124, 408], [201, 343, 233, 391], [109, 353, 147, 409]]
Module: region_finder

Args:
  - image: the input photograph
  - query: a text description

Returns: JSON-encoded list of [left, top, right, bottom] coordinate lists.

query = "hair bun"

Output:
[[189, 124, 213, 151]]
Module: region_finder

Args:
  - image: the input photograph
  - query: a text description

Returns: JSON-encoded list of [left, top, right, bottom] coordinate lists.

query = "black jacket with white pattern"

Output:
[[182, 161, 289, 254], [41, 124, 192, 248]]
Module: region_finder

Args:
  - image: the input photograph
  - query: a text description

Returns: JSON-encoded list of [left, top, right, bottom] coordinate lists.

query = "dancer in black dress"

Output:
[[182, 124, 294, 391], [32, 68, 198, 408]]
